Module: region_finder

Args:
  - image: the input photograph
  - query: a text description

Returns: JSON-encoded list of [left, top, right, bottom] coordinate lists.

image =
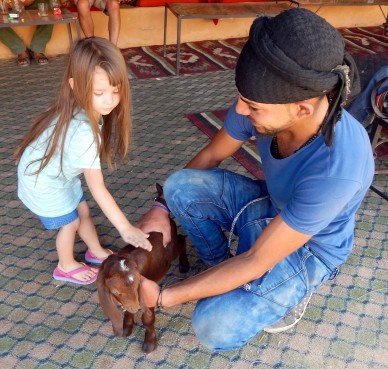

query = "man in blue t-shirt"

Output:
[[138, 9, 375, 351]]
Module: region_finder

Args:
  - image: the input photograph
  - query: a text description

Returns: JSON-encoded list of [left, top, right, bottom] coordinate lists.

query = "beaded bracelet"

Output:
[[152, 201, 170, 213]]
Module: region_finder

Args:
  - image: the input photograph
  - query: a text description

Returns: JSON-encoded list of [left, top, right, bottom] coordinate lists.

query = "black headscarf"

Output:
[[235, 8, 360, 146]]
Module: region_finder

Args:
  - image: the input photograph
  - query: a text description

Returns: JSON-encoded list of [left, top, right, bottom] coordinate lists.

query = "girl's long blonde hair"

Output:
[[15, 37, 131, 172]]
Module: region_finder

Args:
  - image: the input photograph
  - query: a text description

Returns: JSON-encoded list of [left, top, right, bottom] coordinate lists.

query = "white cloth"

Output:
[[18, 111, 101, 217]]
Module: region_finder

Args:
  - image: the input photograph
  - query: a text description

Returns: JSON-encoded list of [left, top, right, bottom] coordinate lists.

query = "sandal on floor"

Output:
[[53, 263, 98, 285], [85, 249, 115, 265], [16, 51, 30, 67], [30, 50, 49, 65]]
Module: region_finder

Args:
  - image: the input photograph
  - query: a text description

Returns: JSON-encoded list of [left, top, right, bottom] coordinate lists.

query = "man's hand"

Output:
[[138, 207, 172, 246], [140, 276, 160, 308]]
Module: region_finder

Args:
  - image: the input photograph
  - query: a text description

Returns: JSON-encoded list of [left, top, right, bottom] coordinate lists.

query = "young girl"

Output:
[[15, 37, 152, 285]]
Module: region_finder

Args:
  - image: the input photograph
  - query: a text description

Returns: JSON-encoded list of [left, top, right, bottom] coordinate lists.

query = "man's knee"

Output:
[[164, 169, 196, 206], [164, 168, 218, 205], [165, 169, 189, 196]]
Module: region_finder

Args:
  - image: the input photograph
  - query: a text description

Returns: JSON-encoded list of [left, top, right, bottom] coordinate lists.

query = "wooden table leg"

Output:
[[75, 19, 81, 40], [379, 5, 388, 36], [176, 16, 182, 76], [66, 23, 73, 45], [163, 5, 168, 57]]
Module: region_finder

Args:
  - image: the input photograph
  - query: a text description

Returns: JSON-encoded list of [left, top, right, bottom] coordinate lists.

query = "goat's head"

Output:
[[99, 255, 144, 314]]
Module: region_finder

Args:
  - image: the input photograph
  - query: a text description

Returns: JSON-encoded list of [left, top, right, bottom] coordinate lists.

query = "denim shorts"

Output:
[[38, 195, 86, 230]]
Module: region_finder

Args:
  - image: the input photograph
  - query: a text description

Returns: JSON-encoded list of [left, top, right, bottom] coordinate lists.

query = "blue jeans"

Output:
[[164, 168, 337, 351]]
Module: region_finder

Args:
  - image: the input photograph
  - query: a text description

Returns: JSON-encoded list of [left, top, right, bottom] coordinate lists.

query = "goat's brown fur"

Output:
[[97, 218, 189, 353]]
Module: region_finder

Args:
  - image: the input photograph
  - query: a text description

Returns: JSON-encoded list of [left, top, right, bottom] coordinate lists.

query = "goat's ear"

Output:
[[97, 276, 125, 336], [96, 278, 115, 317], [156, 183, 163, 197]]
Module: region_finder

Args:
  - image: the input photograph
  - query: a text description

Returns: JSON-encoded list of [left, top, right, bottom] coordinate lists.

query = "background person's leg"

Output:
[[30, 25, 53, 54], [105, 0, 120, 45], [0, 29, 26, 54], [29, 25, 53, 64], [75, 0, 95, 37]]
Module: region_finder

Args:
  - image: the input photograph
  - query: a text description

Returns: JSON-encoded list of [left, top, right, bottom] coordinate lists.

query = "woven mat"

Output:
[[0, 56, 387, 369]]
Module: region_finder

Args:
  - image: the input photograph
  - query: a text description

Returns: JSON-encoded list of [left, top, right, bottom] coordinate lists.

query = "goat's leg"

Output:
[[122, 311, 135, 337], [177, 235, 190, 273], [141, 307, 157, 353]]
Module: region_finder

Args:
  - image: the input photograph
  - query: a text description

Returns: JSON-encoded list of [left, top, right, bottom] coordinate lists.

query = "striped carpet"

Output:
[[186, 109, 265, 179]]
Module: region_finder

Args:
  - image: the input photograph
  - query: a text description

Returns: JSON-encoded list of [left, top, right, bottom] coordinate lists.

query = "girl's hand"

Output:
[[120, 226, 153, 251], [140, 276, 160, 308], [138, 207, 172, 246]]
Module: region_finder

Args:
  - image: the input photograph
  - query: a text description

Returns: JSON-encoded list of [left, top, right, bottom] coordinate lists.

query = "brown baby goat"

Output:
[[96, 218, 190, 353]]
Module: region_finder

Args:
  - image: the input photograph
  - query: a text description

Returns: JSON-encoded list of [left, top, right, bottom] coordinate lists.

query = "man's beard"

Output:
[[251, 122, 280, 137], [250, 117, 295, 137]]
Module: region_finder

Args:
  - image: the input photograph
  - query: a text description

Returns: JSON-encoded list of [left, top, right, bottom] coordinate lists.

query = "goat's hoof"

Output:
[[142, 340, 157, 353], [113, 329, 123, 337], [113, 326, 133, 337], [179, 264, 190, 273], [122, 326, 134, 337]]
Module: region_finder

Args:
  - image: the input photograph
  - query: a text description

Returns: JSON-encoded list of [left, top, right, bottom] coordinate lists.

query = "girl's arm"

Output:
[[84, 168, 153, 251]]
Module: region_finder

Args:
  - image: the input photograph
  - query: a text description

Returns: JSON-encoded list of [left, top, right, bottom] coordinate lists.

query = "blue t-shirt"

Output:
[[224, 102, 374, 266]]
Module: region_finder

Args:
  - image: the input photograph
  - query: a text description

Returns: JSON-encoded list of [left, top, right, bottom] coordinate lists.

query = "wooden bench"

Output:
[[163, 1, 299, 75], [0, 9, 81, 47]]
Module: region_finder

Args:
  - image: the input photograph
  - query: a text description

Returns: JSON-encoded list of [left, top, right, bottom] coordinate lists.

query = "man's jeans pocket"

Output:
[[304, 250, 334, 292], [242, 246, 332, 308]]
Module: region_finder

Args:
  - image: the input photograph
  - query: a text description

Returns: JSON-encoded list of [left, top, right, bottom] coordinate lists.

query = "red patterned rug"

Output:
[[186, 109, 265, 179], [122, 26, 388, 79]]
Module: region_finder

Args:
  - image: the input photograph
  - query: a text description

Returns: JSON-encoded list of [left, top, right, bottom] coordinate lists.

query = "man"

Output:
[[138, 9, 375, 351], [74, 0, 121, 45], [0, 0, 52, 66]]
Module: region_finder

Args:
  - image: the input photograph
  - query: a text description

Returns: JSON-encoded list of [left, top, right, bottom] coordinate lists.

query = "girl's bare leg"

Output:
[[56, 218, 98, 281], [77, 200, 112, 259]]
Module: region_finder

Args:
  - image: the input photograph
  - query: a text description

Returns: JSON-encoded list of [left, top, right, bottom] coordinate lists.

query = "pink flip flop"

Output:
[[85, 249, 114, 265], [53, 263, 98, 285]]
